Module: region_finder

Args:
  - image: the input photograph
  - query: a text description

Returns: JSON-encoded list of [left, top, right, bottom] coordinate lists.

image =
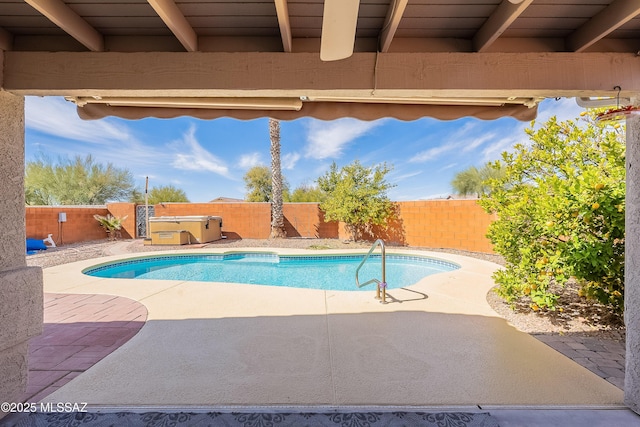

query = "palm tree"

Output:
[[269, 118, 286, 238]]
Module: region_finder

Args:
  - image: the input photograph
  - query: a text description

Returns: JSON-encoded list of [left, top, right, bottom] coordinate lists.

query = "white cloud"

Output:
[[24, 97, 170, 170], [439, 163, 458, 172], [238, 152, 262, 169], [171, 126, 230, 177], [392, 171, 423, 182], [409, 143, 452, 163], [408, 99, 584, 166], [25, 97, 135, 144], [282, 152, 301, 170], [461, 132, 497, 153], [409, 122, 496, 163], [454, 121, 477, 135], [473, 98, 585, 162], [304, 118, 381, 160], [481, 133, 527, 162], [407, 99, 588, 167]]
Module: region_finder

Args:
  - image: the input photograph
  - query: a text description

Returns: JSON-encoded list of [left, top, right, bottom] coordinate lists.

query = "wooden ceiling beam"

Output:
[[567, 0, 640, 52], [4, 52, 640, 99], [472, 0, 534, 53], [24, 0, 104, 51], [379, 0, 408, 53], [147, 0, 198, 52], [0, 28, 12, 51], [274, 0, 292, 53]]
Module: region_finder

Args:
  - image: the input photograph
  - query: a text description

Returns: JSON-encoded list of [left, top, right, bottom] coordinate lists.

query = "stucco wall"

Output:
[[625, 114, 640, 410], [0, 92, 26, 269], [0, 91, 43, 417]]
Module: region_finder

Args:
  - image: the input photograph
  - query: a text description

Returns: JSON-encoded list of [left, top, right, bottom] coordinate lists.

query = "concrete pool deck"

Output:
[[35, 247, 626, 411]]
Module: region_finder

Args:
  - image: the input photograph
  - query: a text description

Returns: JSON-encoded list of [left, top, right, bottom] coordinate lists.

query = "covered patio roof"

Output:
[[3, 0, 640, 420], [1, 0, 640, 120]]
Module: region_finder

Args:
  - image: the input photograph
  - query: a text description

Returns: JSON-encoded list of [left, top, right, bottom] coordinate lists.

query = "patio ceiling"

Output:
[[1, 0, 640, 120]]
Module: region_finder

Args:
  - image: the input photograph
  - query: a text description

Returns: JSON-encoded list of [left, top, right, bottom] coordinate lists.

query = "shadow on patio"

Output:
[[39, 311, 622, 408]]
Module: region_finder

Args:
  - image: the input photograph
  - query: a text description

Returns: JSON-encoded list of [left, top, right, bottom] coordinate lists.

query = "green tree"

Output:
[[289, 183, 326, 202], [244, 165, 272, 202], [480, 113, 625, 312], [148, 185, 190, 204], [451, 164, 504, 197], [129, 189, 145, 204], [269, 118, 286, 238], [25, 154, 135, 205], [317, 160, 395, 241], [243, 165, 290, 202]]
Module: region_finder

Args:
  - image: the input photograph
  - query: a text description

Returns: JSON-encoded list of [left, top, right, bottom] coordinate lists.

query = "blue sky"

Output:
[[24, 97, 584, 203]]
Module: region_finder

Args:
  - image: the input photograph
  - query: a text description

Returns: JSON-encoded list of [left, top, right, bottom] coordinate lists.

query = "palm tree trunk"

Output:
[[269, 118, 287, 238]]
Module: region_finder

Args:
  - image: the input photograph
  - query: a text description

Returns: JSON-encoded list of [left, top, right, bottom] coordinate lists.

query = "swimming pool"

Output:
[[84, 252, 460, 291]]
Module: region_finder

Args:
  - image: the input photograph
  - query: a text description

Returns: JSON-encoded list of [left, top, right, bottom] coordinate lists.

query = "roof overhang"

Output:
[[2, 0, 640, 121], [4, 51, 640, 122]]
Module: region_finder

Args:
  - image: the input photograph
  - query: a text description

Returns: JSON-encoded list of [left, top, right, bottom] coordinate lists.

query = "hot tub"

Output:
[[148, 216, 222, 244]]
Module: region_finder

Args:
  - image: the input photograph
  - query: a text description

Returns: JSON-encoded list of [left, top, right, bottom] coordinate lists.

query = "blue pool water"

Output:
[[83, 253, 459, 291]]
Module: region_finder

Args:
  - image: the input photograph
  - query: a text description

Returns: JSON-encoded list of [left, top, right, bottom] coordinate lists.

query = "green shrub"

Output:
[[318, 160, 395, 241], [480, 113, 625, 312]]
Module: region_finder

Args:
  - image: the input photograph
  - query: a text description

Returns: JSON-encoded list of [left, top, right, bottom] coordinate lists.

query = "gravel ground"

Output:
[[26, 238, 622, 340], [26, 239, 122, 269]]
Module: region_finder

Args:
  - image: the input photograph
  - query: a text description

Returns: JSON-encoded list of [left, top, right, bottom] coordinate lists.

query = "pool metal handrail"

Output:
[[355, 239, 387, 303]]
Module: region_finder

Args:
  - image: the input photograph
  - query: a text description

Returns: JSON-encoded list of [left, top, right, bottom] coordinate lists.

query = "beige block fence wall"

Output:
[[26, 200, 495, 253], [26, 206, 110, 245], [25, 203, 136, 245]]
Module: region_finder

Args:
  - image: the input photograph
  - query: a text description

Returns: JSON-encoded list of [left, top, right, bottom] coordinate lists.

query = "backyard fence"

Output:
[[26, 200, 495, 253]]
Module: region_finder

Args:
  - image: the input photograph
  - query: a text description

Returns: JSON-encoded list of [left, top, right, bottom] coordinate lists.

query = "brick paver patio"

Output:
[[21, 293, 147, 403], [534, 333, 626, 390]]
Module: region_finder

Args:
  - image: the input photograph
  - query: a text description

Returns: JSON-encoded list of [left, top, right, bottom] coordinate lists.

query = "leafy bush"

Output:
[[317, 160, 395, 241], [480, 113, 625, 312]]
